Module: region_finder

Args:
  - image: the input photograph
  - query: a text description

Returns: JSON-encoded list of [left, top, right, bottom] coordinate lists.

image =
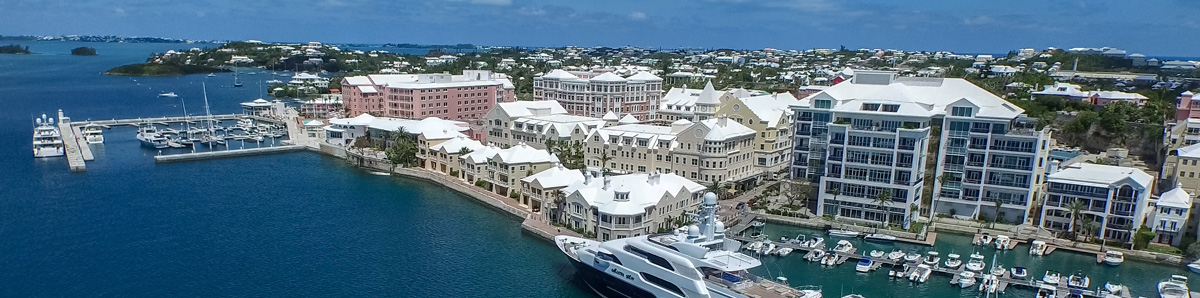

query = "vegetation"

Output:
[[1133, 225, 1155, 250], [1145, 243, 1182, 256], [545, 140, 586, 169], [70, 47, 97, 56], [384, 127, 419, 171], [105, 63, 225, 76], [1064, 199, 1086, 240], [0, 44, 31, 54]]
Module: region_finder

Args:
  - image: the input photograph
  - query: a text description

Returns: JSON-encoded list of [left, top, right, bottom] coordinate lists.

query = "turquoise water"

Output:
[[753, 224, 1193, 297]]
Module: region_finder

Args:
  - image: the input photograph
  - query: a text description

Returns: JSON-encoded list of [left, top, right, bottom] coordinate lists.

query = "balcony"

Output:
[[898, 144, 916, 151], [828, 155, 843, 161], [948, 130, 970, 138], [943, 163, 965, 172], [1048, 187, 1108, 198], [1158, 225, 1182, 232], [988, 163, 1031, 171], [851, 125, 898, 133], [896, 162, 914, 168], [598, 221, 644, 230], [794, 145, 811, 152], [942, 181, 963, 190], [970, 128, 991, 134], [963, 178, 982, 184], [1112, 210, 1135, 217], [990, 146, 1036, 153], [1106, 222, 1133, 231], [792, 160, 809, 167], [985, 180, 1029, 188], [967, 161, 985, 167], [1004, 128, 1041, 137], [946, 147, 967, 155]]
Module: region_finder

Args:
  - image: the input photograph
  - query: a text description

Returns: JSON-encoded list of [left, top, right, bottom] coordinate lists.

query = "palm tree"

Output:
[[874, 190, 893, 226], [1079, 218, 1098, 242], [992, 200, 1003, 228], [829, 187, 842, 218], [1065, 199, 1086, 240], [599, 151, 612, 175]]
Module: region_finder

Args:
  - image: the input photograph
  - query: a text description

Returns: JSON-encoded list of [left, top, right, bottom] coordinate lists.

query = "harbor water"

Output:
[[0, 41, 1193, 297]]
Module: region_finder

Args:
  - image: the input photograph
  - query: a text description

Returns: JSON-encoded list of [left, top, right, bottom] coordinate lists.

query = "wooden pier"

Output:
[[153, 145, 305, 163]]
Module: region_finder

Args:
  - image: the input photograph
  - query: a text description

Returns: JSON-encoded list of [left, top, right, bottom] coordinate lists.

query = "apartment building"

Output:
[[520, 165, 587, 220], [459, 142, 559, 198], [1151, 185, 1192, 246], [341, 70, 515, 120], [1039, 163, 1152, 242], [533, 70, 663, 119], [423, 134, 486, 177], [1165, 143, 1200, 193], [714, 92, 801, 179], [484, 101, 606, 150], [789, 71, 1052, 226], [560, 171, 706, 240], [1164, 92, 1200, 190], [655, 82, 732, 124], [323, 113, 472, 148], [581, 116, 759, 189]]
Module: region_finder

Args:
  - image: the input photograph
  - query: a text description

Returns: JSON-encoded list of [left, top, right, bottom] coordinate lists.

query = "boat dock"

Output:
[[972, 233, 1021, 250], [57, 110, 90, 172], [153, 145, 306, 163], [74, 114, 246, 127], [732, 233, 1116, 298]]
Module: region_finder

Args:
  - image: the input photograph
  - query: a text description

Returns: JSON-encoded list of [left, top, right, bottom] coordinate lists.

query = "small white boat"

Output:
[[855, 257, 873, 273], [923, 251, 941, 266], [158, 92, 179, 98], [887, 249, 905, 261], [864, 233, 896, 242], [207, 73, 216, 77], [944, 253, 963, 269], [828, 229, 861, 238], [1010, 267, 1028, 279], [909, 264, 932, 283], [1102, 282, 1128, 297], [1067, 272, 1090, 289], [979, 273, 999, 293], [1103, 250, 1124, 266], [966, 253, 986, 271], [800, 234, 824, 248], [82, 123, 104, 144], [1188, 262, 1200, 274], [991, 264, 1006, 276], [833, 240, 854, 254], [806, 249, 826, 262], [763, 243, 778, 255], [957, 271, 977, 289], [1036, 284, 1057, 298], [369, 171, 390, 176], [869, 250, 885, 258], [841, 295, 865, 298], [136, 123, 169, 149], [994, 235, 1011, 250], [751, 221, 766, 228], [822, 250, 839, 266], [977, 233, 993, 246], [889, 263, 908, 278], [745, 241, 763, 252], [776, 247, 794, 257], [1043, 270, 1061, 285], [1158, 275, 1189, 298], [1030, 240, 1048, 256], [904, 250, 921, 263]]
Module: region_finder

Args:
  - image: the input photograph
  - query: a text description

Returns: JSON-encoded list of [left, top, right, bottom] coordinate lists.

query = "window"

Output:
[[861, 103, 881, 111], [951, 106, 973, 117], [814, 99, 832, 109], [881, 104, 900, 112], [640, 273, 684, 297]]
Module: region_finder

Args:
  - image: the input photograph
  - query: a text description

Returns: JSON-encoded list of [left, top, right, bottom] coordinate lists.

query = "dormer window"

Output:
[[951, 106, 974, 117], [615, 191, 630, 202], [861, 103, 881, 111]]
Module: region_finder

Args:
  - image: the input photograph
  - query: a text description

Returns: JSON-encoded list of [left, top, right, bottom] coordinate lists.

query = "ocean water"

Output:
[[0, 41, 587, 297]]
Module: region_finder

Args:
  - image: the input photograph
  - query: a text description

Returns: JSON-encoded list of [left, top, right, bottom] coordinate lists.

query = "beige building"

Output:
[[459, 142, 560, 199], [424, 134, 486, 177], [581, 116, 759, 189], [485, 101, 606, 150], [714, 92, 802, 179], [655, 81, 730, 124], [533, 70, 663, 120], [1166, 142, 1200, 193], [520, 165, 587, 219], [561, 172, 706, 240]]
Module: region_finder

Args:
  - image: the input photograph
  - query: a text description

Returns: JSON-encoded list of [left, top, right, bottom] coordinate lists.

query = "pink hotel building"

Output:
[[341, 70, 515, 121]]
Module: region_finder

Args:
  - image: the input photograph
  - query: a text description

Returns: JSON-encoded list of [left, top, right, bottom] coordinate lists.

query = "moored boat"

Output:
[[1158, 275, 1189, 298], [136, 123, 169, 149], [864, 233, 896, 242], [903, 250, 921, 263], [1043, 270, 1061, 285], [32, 114, 65, 158], [1067, 272, 1090, 289], [966, 253, 986, 271], [828, 229, 860, 238], [979, 274, 998, 294], [82, 123, 104, 144], [855, 257, 873, 273], [869, 250, 885, 259], [1103, 250, 1124, 266], [1188, 262, 1200, 274], [922, 251, 941, 266], [886, 249, 905, 262], [944, 253, 963, 269], [833, 240, 854, 254], [994, 235, 1011, 250], [957, 271, 977, 288], [1010, 267, 1028, 280], [976, 233, 993, 246], [1036, 284, 1057, 298], [1030, 240, 1049, 256], [908, 264, 932, 283]]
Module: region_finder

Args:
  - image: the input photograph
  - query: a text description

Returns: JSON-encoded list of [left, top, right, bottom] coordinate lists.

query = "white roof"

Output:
[[303, 120, 324, 126], [344, 76, 373, 86], [1032, 82, 1089, 98], [591, 72, 627, 82], [739, 93, 801, 127], [626, 71, 662, 81], [461, 145, 502, 164], [329, 114, 470, 137], [564, 172, 704, 216], [1158, 186, 1192, 209], [430, 135, 486, 153], [602, 110, 620, 121], [593, 124, 679, 150], [521, 164, 586, 189], [695, 81, 722, 105], [696, 118, 756, 141], [1092, 91, 1148, 100], [1048, 163, 1153, 189], [494, 101, 568, 118], [343, 72, 512, 90], [811, 72, 1024, 119], [491, 143, 559, 165], [358, 85, 378, 93], [514, 114, 606, 138], [293, 72, 322, 80], [1177, 142, 1200, 158], [618, 114, 640, 124], [542, 69, 579, 80]]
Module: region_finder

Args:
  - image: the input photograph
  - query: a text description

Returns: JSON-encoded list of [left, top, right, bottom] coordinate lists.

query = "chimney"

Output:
[[717, 114, 728, 127], [603, 177, 611, 190], [584, 171, 593, 185], [1048, 160, 1061, 175], [648, 172, 661, 185]]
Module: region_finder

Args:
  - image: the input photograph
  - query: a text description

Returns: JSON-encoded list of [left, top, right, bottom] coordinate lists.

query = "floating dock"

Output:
[[153, 145, 305, 163], [57, 110, 86, 172]]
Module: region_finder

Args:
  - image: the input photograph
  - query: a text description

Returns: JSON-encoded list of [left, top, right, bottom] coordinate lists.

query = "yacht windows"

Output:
[[596, 252, 623, 265], [640, 272, 685, 297], [624, 245, 675, 271]]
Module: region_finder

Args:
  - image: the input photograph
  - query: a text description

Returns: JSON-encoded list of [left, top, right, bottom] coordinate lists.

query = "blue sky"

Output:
[[3, 0, 1200, 56]]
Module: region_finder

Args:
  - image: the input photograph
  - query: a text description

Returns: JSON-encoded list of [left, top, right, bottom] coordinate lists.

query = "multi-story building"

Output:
[[582, 116, 759, 189], [533, 70, 663, 120], [714, 92, 801, 179], [1039, 163, 1153, 242], [323, 113, 472, 148], [655, 82, 732, 124], [520, 165, 587, 219], [341, 70, 515, 120], [459, 142, 559, 198], [1164, 143, 1200, 193], [789, 71, 1052, 226], [424, 134, 485, 176], [484, 101, 606, 150], [1151, 185, 1192, 246], [560, 171, 705, 240]]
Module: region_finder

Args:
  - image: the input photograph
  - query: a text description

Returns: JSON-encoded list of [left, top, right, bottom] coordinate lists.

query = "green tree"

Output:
[[1066, 111, 1098, 134], [384, 127, 419, 171], [874, 190, 893, 226], [1134, 225, 1156, 250], [992, 200, 1003, 228], [1065, 199, 1086, 239]]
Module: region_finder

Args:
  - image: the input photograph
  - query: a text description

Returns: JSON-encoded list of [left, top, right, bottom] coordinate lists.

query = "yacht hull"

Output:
[[569, 259, 656, 298]]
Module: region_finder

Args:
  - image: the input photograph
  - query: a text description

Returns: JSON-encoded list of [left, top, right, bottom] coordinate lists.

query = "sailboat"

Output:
[[199, 83, 226, 148]]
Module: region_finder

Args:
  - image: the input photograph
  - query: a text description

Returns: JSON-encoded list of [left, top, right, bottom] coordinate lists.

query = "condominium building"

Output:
[[323, 113, 472, 148], [423, 134, 486, 176], [1164, 92, 1200, 190], [560, 171, 706, 240], [789, 71, 1052, 226], [655, 82, 733, 124], [1164, 143, 1200, 193], [484, 101, 606, 150], [1151, 185, 1192, 246], [582, 116, 759, 189], [459, 142, 560, 198], [533, 70, 663, 119], [714, 92, 801, 179], [520, 165, 587, 220], [341, 70, 515, 120], [1039, 163, 1153, 242]]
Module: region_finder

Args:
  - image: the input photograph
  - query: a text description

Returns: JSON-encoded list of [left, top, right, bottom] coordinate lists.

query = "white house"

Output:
[[1152, 185, 1192, 246], [561, 171, 705, 241], [1039, 163, 1153, 242]]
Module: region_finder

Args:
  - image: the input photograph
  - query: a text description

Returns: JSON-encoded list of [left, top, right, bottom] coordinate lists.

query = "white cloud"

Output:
[[629, 11, 646, 20]]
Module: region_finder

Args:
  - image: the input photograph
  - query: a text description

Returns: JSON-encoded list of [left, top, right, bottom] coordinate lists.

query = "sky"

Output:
[[3, 0, 1200, 56]]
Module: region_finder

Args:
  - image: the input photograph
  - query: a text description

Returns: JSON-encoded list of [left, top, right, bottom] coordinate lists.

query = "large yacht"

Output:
[[136, 123, 169, 149], [82, 123, 104, 144], [32, 114, 65, 158], [554, 192, 821, 298]]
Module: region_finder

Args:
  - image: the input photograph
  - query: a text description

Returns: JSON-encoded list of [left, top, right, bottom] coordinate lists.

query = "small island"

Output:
[[0, 44, 31, 54], [71, 47, 97, 56], [105, 63, 226, 77]]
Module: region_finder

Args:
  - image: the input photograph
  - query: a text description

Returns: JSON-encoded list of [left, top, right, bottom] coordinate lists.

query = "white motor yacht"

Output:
[[32, 114, 65, 158], [775, 247, 794, 257], [82, 123, 104, 144], [1043, 270, 1061, 285], [1158, 275, 1189, 298], [805, 249, 825, 262], [1010, 267, 1028, 280], [158, 92, 179, 98], [957, 271, 977, 289], [977, 233, 993, 246], [136, 123, 169, 149], [554, 193, 821, 298], [903, 250, 921, 263], [833, 240, 854, 254], [1188, 262, 1200, 274], [1067, 272, 1090, 289], [827, 229, 861, 238], [979, 274, 999, 294], [994, 235, 1011, 250], [944, 253, 963, 269], [855, 258, 873, 273], [1030, 240, 1048, 256], [864, 233, 896, 242], [922, 251, 941, 266], [1103, 251, 1124, 266], [965, 253, 986, 271], [908, 264, 932, 283], [869, 250, 885, 259], [1036, 284, 1057, 298], [887, 249, 905, 262]]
